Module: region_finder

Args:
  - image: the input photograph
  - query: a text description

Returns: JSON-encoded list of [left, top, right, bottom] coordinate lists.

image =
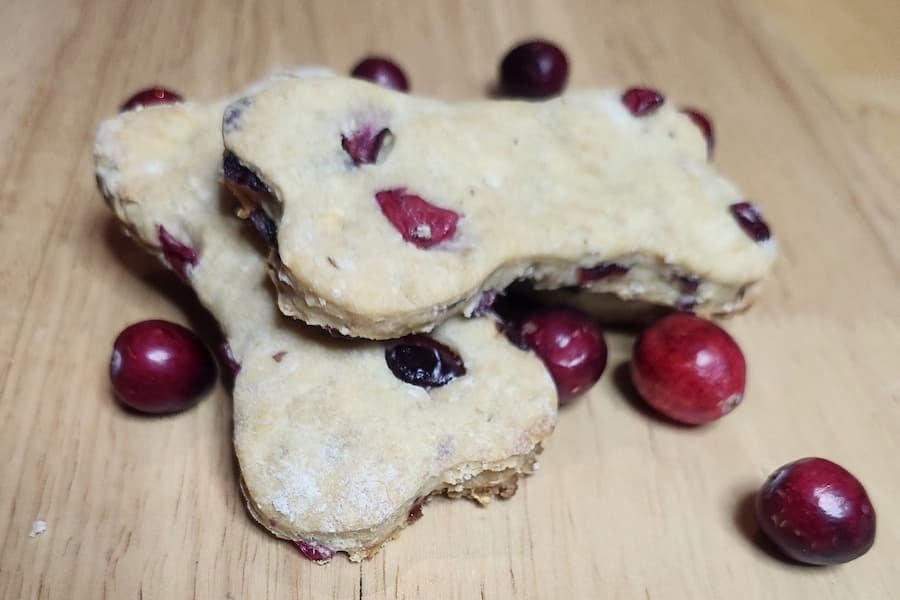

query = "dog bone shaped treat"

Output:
[[222, 76, 776, 339], [94, 95, 556, 562]]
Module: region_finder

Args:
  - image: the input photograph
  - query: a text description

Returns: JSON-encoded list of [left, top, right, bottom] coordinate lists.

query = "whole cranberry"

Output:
[[120, 86, 183, 112], [350, 57, 409, 91], [500, 39, 569, 98], [630, 313, 745, 424], [519, 307, 607, 404], [110, 320, 216, 414], [756, 457, 876, 565]]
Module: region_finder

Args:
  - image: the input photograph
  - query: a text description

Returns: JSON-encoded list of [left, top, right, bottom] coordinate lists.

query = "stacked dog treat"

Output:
[[93, 69, 775, 562]]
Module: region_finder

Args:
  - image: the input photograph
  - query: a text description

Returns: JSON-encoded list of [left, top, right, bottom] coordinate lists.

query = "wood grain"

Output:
[[1, 0, 897, 598]]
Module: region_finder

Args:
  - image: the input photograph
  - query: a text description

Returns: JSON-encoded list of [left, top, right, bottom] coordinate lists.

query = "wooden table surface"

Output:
[[1, 0, 898, 598]]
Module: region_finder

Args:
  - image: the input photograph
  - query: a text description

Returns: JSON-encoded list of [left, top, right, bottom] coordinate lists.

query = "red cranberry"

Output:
[[622, 87, 665, 116], [294, 540, 335, 562], [630, 314, 745, 424], [351, 57, 409, 91], [157, 226, 198, 280], [375, 188, 459, 249], [218, 341, 241, 376], [499, 39, 569, 98], [756, 457, 876, 565], [520, 308, 608, 404], [385, 335, 466, 388], [120, 87, 183, 112], [682, 107, 714, 157], [109, 320, 216, 414], [577, 262, 630, 285], [730, 202, 772, 242], [342, 126, 392, 165]]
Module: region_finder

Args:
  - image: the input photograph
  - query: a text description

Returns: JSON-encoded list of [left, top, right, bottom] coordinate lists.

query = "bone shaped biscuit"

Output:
[[94, 97, 556, 562], [222, 76, 776, 339]]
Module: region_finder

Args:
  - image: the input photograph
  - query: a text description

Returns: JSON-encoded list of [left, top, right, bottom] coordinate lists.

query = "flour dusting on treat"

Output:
[[93, 81, 557, 562], [222, 76, 777, 339]]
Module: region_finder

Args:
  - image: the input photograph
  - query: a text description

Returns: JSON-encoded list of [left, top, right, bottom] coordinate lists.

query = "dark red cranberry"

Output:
[[342, 127, 392, 165], [577, 262, 630, 285], [407, 497, 427, 524], [272, 351, 287, 362], [375, 188, 459, 249], [157, 226, 198, 280], [222, 151, 272, 194], [294, 540, 335, 562], [110, 320, 216, 414], [120, 87, 183, 112], [519, 308, 608, 404], [351, 57, 409, 91], [248, 209, 278, 248], [622, 87, 665, 116], [218, 341, 241, 377], [630, 314, 745, 425], [730, 202, 771, 242], [500, 39, 569, 98], [682, 108, 714, 157], [756, 457, 876, 565], [385, 335, 466, 388]]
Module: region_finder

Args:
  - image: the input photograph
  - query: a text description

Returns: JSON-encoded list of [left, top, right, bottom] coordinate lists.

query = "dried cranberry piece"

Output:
[[120, 86, 183, 112], [729, 201, 771, 242], [157, 226, 198, 279], [681, 108, 715, 157], [499, 39, 569, 98], [385, 335, 466, 388], [674, 273, 701, 294], [222, 151, 272, 194], [248, 209, 278, 248], [577, 262, 630, 285], [471, 290, 499, 317], [622, 87, 665, 116], [294, 540, 335, 562], [375, 188, 459, 249], [218, 341, 241, 376], [342, 127, 392, 165], [407, 497, 426, 524], [351, 57, 409, 91]]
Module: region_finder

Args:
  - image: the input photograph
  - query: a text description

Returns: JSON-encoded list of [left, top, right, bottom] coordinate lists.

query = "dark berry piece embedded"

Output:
[[342, 127, 393, 165], [222, 151, 272, 194], [674, 273, 701, 294], [756, 457, 876, 565], [248, 209, 278, 248], [351, 57, 409, 91], [120, 86, 183, 112], [272, 351, 287, 362], [110, 320, 216, 414], [577, 262, 630, 285], [520, 308, 608, 404], [471, 290, 499, 317], [294, 540, 335, 562], [157, 225, 198, 280], [622, 87, 665, 116], [730, 202, 772, 242], [218, 341, 241, 376], [385, 335, 466, 388], [631, 314, 745, 424], [375, 188, 459, 249], [407, 497, 427, 524], [682, 107, 715, 157], [500, 39, 569, 98]]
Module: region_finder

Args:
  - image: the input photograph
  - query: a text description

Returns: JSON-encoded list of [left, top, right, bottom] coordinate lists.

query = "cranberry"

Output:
[[248, 209, 278, 248], [630, 314, 745, 425], [222, 151, 272, 194], [674, 273, 701, 294], [120, 87, 183, 112], [157, 226, 198, 280], [682, 108, 714, 157], [519, 308, 608, 404], [577, 262, 630, 285], [756, 457, 876, 565], [375, 188, 459, 249], [499, 39, 569, 98], [109, 320, 216, 414], [622, 87, 665, 116], [294, 540, 335, 562], [342, 126, 392, 165], [730, 202, 772, 242], [350, 57, 409, 91], [218, 341, 241, 376], [385, 335, 466, 388]]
